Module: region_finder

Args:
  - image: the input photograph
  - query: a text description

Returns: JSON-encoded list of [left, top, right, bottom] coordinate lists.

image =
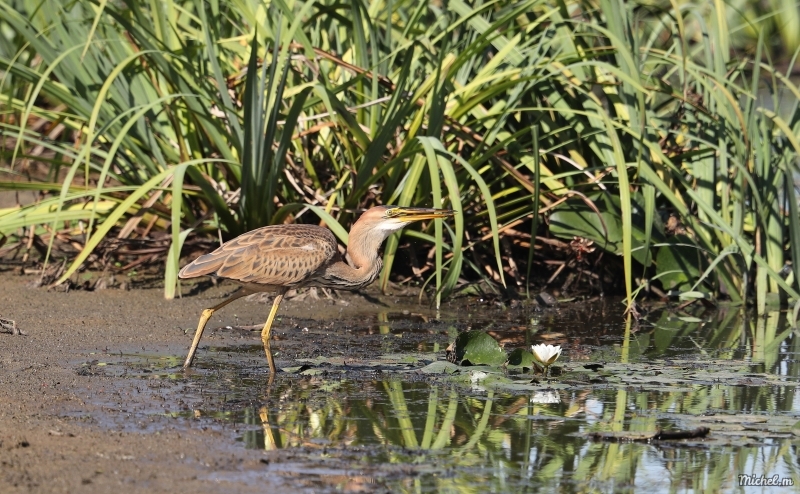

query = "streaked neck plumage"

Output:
[[315, 213, 396, 289]]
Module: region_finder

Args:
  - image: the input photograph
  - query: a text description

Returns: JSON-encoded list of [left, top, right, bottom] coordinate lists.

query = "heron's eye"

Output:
[[384, 208, 400, 218]]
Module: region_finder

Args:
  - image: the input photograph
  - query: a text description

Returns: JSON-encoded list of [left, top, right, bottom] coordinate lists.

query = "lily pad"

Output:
[[418, 361, 461, 375], [450, 331, 507, 366], [281, 365, 312, 374], [299, 368, 327, 376], [506, 348, 540, 371]]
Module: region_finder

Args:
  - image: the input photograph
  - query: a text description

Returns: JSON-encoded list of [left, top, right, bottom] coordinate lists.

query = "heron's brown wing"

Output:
[[179, 225, 338, 287]]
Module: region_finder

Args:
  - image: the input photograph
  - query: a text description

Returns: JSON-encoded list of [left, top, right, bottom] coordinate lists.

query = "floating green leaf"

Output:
[[451, 331, 506, 366], [418, 361, 461, 374], [506, 348, 538, 370]]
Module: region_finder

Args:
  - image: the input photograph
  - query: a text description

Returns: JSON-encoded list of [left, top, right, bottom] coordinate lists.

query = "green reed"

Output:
[[0, 0, 798, 311]]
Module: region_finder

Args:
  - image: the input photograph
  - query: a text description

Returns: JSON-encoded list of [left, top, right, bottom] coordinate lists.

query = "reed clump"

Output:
[[1, 0, 798, 311]]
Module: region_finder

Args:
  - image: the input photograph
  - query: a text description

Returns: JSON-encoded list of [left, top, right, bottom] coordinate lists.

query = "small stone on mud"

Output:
[[536, 292, 558, 307]]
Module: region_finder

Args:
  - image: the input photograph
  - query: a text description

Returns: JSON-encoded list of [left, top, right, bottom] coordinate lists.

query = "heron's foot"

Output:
[[259, 291, 284, 375], [262, 339, 277, 375], [183, 308, 218, 369]]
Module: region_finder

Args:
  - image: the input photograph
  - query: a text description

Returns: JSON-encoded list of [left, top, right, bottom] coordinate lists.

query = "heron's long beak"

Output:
[[389, 206, 457, 221]]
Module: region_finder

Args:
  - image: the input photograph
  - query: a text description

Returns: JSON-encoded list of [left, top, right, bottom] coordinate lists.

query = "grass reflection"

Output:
[[175, 307, 800, 491], [228, 377, 798, 491]]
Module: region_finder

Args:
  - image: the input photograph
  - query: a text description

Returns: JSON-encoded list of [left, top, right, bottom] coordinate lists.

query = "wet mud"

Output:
[[1, 270, 799, 493]]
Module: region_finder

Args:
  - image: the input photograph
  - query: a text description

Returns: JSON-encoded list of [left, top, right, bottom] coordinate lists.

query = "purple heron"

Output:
[[179, 206, 456, 373]]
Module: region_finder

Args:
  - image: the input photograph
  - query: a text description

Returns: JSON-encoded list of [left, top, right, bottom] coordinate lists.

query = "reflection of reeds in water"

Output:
[[231, 309, 800, 491], [242, 383, 794, 491]]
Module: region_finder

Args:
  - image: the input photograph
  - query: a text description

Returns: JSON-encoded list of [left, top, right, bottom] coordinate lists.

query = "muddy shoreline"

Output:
[[0, 270, 573, 493], [3, 269, 799, 492]]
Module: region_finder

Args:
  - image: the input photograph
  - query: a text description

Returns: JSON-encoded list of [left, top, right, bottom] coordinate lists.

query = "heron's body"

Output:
[[179, 225, 380, 292], [179, 206, 455, 373]]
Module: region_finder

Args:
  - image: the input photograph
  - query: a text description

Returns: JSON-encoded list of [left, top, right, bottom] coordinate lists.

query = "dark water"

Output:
[[114, 302, 800, 492]]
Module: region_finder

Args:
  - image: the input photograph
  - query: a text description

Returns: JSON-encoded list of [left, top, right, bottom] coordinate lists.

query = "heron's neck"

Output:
[[317, 220, 390, 289], [351, 218, 389, 264]]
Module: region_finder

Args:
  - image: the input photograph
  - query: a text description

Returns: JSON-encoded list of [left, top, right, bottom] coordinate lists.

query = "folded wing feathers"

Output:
[[178, 225, 338, 287]]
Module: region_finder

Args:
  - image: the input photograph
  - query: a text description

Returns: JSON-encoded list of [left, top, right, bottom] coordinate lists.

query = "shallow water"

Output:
[[101, 301, 800, 492]]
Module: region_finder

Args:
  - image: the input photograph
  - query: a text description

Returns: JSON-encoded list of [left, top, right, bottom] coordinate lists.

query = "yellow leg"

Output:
[[183, 289, 250, 369], [260, 290, 286, 374]]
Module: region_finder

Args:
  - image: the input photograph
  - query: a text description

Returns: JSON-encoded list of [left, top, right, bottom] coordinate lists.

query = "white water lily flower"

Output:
[[531, 344, 562, 378], [531, 344, 562, 366]]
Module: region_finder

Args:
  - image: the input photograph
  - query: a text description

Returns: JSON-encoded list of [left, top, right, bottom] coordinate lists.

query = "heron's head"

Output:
[[345, 206, 457, 263], [354, 205, 457, 237]]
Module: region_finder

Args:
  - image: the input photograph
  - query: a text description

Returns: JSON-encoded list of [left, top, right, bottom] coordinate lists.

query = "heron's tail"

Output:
[[178, 253, 225, 279]]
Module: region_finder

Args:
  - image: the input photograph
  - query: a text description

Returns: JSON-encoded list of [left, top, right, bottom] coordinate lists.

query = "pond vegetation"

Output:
[[3, 1, 800, 490], [1, 0, 800, 314]]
